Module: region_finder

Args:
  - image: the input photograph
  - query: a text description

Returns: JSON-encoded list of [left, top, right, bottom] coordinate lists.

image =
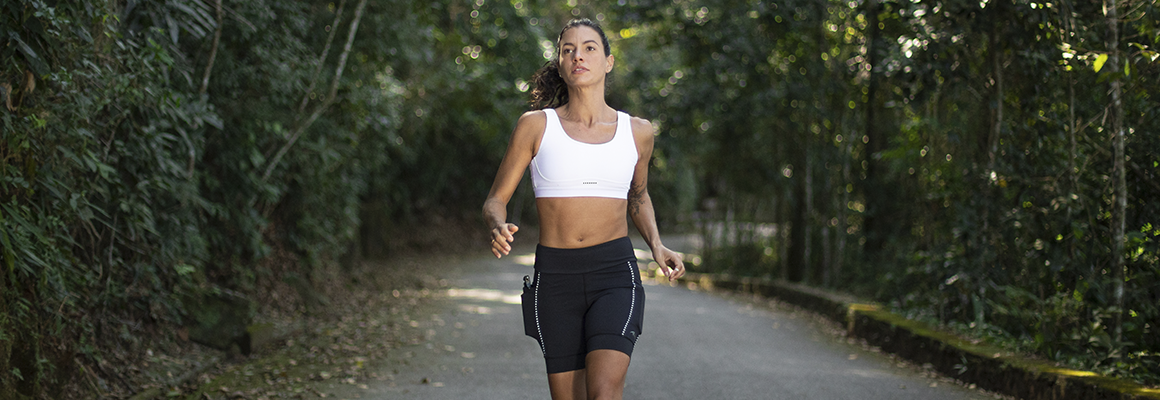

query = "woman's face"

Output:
[[557, 25, 613, 88]]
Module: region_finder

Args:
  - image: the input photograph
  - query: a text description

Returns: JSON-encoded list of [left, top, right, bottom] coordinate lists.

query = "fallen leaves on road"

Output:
[[165, 256, 459, 399]]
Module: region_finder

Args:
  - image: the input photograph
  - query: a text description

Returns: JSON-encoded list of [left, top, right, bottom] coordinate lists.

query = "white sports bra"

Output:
[[530, 108, 639, 199]]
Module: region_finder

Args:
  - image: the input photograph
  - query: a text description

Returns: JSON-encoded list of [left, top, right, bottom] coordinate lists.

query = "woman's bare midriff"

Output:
[[536, 197, 629, 249]]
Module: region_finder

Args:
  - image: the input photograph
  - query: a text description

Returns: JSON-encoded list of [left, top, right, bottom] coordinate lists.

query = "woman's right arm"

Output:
[[483, 111, 545, 258]]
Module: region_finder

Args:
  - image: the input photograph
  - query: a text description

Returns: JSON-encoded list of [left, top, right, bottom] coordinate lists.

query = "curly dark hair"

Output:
[[529, 18, 611, 110]]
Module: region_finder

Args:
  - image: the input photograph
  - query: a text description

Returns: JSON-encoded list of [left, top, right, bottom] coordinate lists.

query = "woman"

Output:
[[482, 18, 685, 400]]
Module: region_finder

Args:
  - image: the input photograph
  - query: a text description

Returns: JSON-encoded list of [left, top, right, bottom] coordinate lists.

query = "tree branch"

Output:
[[297, 0, 346, 115], [199, 0, 223, 95], [261, 0, 366, 183], [1079, 126, 1160, 194]]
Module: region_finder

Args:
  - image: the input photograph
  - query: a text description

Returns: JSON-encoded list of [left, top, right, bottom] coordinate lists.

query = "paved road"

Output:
[[330, 236, 998, 400]]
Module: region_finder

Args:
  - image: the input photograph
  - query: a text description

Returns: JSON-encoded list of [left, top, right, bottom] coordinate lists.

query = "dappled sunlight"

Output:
[[10, 0, 1156, 396], [456, 304, 498, 315], [446, 288, 522, 305], [847, 369, 891, 379], [1041, 368, 1099, 378], [511, 253, 536, 266]]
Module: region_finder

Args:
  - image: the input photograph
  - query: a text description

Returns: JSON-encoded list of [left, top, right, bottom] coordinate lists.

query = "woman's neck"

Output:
[[560, 86, 612, 126]]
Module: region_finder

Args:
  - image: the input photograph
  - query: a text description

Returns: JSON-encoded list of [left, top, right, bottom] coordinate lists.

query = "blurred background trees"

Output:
[[1, 0, 1157, 397], [613, 0, 1158, 385]]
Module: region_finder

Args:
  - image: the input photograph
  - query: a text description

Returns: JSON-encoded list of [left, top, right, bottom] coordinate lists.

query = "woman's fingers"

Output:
[[662, 250, 685, 280], [505, 224, 519, 242], [491, 240, 509, 258], [490, 224, 519, 258], [491, 235, 508, 257]]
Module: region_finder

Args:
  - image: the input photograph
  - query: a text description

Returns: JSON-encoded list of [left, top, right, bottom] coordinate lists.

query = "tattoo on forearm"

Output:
[[628, 183, 645, 216]]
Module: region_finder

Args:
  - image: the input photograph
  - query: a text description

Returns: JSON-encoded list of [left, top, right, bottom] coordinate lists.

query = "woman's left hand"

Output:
[[654, 246, 685, 281]]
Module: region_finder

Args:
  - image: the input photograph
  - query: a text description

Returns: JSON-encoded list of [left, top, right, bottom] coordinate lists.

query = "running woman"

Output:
[[482, 18, 685, 400]]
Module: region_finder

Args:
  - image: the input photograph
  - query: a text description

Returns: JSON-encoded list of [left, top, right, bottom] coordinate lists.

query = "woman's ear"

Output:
[[606, 55, 615, 73]]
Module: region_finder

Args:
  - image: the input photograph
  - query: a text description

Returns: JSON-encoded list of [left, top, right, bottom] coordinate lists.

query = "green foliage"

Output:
[[1, 0, 554, 396], [2, 0, 219, 395], [2, 0, 1158, 395], [613, 0, 1160, 386]]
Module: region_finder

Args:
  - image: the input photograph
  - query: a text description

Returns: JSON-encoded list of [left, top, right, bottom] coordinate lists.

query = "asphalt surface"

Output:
[[327, 236, 999, 400]]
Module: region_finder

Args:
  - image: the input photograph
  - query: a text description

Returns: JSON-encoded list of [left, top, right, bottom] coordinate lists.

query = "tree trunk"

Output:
[[789, 174, 807, 282], [972, 13, 1005, 310], [199, 0, 223, 95], [836, 131, 851, 286], [1068, 51, 1078, 257], [821, 219, 831, 286], [298, 0, 347, 115], [1106, 0, 1126, 343], [982, 19, 1004, 253], [803, 145, 814, 283], [777, 192, 790, 281], [861, 0, 884, 257]]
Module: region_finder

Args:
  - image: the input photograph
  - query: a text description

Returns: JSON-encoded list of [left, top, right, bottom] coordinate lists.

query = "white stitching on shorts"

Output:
[[533, 271, 545, 355], [621, 261, 636, 336]]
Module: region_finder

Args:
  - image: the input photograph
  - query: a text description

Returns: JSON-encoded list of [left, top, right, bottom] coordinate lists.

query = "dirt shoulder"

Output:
[[123, 248, 475, 400]]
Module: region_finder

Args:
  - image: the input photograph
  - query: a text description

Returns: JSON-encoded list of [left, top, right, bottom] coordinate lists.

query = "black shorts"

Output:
[[521, 237, 646, 374]]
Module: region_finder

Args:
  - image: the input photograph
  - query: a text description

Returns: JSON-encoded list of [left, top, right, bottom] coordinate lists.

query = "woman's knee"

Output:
[[586, 380, 624, 400], [584, 350, 629, 399]]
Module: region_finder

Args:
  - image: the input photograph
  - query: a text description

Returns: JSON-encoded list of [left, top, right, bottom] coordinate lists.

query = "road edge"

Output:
[[660, 271, 1160, 400]]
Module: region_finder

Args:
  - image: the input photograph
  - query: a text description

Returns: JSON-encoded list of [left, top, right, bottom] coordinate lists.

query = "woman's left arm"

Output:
[[628, 117, 685, 280]]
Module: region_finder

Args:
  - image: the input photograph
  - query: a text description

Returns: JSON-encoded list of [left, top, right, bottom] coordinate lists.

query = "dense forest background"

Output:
[[2, 0, 1157, 398]]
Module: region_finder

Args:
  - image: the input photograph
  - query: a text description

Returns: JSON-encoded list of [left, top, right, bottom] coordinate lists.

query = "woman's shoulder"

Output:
[[615, 109, 651, 129], [509, 109, 549, 145], [515, 109, 549, 129], [623, 112, 655, 138]]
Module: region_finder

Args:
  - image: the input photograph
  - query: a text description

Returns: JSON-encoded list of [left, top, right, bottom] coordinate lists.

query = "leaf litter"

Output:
[[154, 252, 473, 399]]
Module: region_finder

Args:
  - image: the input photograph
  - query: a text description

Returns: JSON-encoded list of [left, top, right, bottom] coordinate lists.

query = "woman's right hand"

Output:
[[490, 223, 519, 258]]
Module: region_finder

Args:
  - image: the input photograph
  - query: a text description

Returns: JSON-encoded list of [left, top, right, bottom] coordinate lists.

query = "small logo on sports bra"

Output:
[[583, 181, 597, 185]]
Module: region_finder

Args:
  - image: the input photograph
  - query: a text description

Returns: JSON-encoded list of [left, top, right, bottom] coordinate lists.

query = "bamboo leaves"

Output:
[[1, 82, 11, 111], [0, 206, 15, 274], [260, 0, 367, 184], [7, 32, 49, 77]]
